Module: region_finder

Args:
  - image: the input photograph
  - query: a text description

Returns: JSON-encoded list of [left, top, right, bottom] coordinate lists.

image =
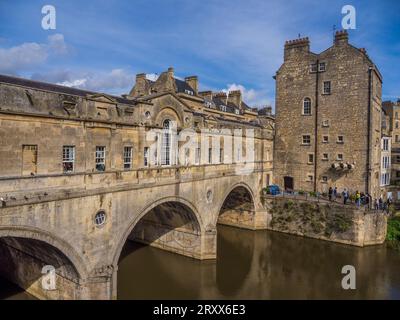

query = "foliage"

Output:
[[387, 216, 400, 242]]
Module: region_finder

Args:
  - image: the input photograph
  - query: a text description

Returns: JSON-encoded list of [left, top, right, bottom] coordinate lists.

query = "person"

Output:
[[374, 198, 379, 210], [365, 193, 370, 209], [355, 191, 361, 208], [379, 196, 383, 211], [385, 199, 391, 214], [333, 187, 338, 201], [328, 187, 333, 201], [360, 192, 365, 205], [342, 189, 348, 205]]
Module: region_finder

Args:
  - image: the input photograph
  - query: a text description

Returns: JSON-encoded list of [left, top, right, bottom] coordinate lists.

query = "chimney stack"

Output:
[[334, 30, 348, 45], [129, 73, 147, 97], [199, 90, 212, 101], [228, 90, 242, 109], [284, 37, 310, 60], [167, 67, 174, 78], [185, 76, 198, 95]]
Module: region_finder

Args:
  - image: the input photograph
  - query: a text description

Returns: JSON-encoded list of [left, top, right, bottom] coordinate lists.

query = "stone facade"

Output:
[[265, 196, 387, 247], [274, 30, 383, 199], [383, 100, 400, 200], [0, 69, 274, 299]]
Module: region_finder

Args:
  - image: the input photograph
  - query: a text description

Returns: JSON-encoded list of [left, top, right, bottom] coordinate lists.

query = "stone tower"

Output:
[[274, 30, 383, 198]]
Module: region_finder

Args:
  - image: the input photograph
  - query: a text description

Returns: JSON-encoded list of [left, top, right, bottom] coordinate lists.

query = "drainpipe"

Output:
[[314, 60, 319, 193], [366, 66, 373, 194]]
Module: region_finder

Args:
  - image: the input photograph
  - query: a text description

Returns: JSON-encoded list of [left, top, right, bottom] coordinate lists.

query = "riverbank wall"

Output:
[[263, 196, 387, 247]]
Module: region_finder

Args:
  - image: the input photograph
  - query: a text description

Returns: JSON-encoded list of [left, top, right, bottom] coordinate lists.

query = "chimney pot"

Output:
[[334, 30, 349, 45]]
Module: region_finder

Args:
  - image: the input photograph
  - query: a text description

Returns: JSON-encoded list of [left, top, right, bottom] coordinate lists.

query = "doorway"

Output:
[[283, 176, 294, 191]]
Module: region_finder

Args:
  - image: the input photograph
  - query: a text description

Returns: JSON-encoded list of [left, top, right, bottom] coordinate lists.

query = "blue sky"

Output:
[[0, 0, 399, 108]]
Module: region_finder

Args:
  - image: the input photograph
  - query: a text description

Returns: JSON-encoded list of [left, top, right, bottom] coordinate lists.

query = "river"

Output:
[[2, 225, 400, 299]]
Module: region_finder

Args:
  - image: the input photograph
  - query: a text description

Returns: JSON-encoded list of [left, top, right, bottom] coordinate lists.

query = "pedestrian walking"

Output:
[[355, 191, 361, 208], [333, 187, 338, 201], [342, 189, 348, 205], [374, 199, 379, 210], [365, 193, 371, 209], [328, 187, 333, 201]]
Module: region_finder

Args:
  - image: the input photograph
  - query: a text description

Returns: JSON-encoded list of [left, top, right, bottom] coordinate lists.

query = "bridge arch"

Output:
[[216, 182, 256, 229], [0, 226, 88, 279], [0, 226, 88, 299], [113, 196, 204, 267]]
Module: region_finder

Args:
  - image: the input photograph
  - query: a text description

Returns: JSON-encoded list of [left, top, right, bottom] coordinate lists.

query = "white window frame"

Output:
[[323, 81, 331, 94], [63, 146, 75, 173], [302, 135, 311, 145], [123, 146, 133, 170], [95, 146, 106, 172], [303, 98, 312, 115]]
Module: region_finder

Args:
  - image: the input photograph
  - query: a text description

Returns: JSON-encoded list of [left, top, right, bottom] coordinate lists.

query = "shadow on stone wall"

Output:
[[0, 237, 80, 300]]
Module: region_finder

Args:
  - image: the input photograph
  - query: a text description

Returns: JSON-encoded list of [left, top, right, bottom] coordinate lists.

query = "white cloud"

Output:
[[222, 83, 272, 108], [57, 78, 87, 87], [41, 68, 134, 93], [0, 34, 68, 75], [146, 73, 159, 81]]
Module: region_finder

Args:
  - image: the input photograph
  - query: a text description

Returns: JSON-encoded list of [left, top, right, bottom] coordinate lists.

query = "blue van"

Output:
[[266, 185, 280, 195]]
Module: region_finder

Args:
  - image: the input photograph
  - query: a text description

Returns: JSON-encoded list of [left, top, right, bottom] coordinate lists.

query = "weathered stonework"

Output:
[[0, 69, 273, 299], [265, 196, 387, 246], [274, 31, 383, 199]]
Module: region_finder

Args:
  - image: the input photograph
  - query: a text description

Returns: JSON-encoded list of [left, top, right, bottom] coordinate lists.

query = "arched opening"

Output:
[[161, 119, 172, 165], [0, 236, 81, 300], [215, 185, 256, 296], [303, 97, 312, 115], [217, 185, 256, 229], [117, 200, 204, 299]]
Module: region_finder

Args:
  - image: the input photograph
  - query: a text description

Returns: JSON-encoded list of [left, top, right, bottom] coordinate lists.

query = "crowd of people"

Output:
[[327, 187, 393, 213]]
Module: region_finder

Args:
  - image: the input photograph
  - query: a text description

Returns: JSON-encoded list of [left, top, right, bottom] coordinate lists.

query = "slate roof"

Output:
[[0, 74, 138, 105], [174, 78, 195, 94]]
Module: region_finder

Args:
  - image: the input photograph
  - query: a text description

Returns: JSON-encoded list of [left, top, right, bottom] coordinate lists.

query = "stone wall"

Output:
[[265, 197, 387, 246], [274, 31, 382, 198]]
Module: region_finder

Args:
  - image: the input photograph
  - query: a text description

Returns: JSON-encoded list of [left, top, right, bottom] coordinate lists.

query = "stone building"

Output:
[[0, 69, 274, 299], [274, 30, 383, 199], [383, 100, 400, 183], [0, 68, 273, 181], [382, 99, 400, 200], [380, 109, 391, 194]]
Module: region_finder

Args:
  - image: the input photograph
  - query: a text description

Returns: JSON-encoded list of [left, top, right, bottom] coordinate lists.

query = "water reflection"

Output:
[[1, 226, 399, 300], [118, 225, 400, 300]]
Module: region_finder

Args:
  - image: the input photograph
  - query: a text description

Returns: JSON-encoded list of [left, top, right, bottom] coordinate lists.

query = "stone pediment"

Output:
[[86, 93, 117, 104]]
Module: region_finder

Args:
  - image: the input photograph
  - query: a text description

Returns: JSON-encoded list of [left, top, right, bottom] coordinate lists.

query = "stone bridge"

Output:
[[0, 163, 270, 300]]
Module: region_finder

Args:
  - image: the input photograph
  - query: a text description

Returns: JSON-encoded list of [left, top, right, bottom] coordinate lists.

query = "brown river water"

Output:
[[2, 225, 400, 300]]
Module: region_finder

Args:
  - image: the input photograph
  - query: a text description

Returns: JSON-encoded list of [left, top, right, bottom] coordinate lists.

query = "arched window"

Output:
[[161, 119, 171, 165], [303, 98, 311, 115]]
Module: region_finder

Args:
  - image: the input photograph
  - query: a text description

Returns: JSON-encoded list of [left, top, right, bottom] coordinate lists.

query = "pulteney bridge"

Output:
[[0, 72, 274, 300], [0, 164, 270, 299]]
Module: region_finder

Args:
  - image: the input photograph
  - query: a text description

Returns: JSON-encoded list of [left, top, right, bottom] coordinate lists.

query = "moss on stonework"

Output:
[[270, 199, 353, 237]]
